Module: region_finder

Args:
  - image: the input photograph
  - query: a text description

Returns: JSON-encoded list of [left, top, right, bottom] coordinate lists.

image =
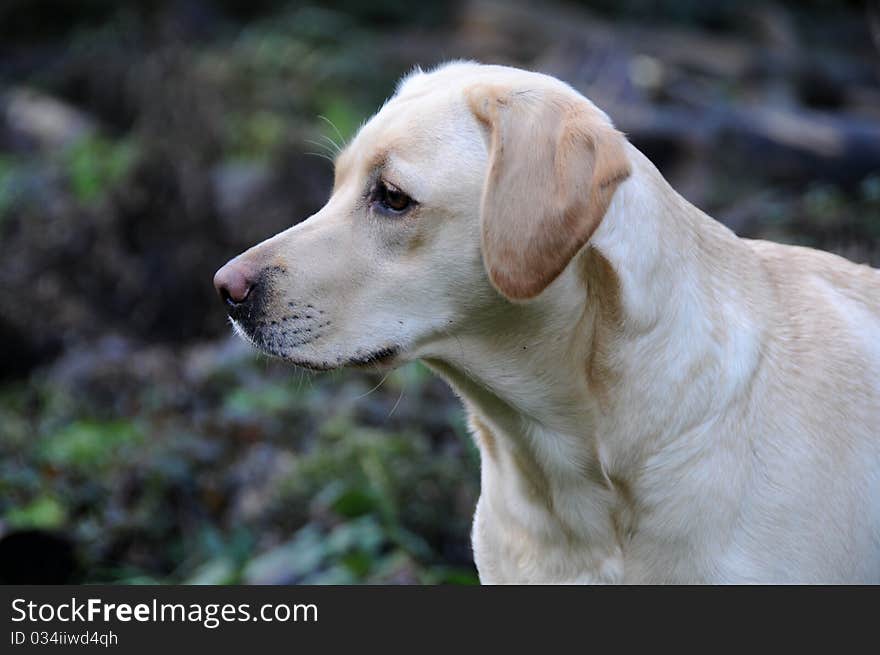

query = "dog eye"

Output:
[[371, 180, 414, 215]]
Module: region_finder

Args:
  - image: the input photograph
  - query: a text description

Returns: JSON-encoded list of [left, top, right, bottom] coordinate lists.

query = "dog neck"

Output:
[[424, 143, 768, 494]]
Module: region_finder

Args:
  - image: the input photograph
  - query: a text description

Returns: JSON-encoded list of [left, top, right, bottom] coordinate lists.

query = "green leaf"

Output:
[[185, 558, 238, 585], [64, 136, 137, 204], [40, 420, 142, 471], [5, 494, 67, 529]]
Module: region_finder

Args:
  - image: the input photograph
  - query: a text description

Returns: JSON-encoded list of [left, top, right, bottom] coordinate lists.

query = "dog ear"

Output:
[[466, 84, 631, 301]]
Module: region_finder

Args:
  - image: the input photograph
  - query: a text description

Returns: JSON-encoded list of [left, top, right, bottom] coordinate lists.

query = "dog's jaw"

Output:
[[230, 316, 404, 372]]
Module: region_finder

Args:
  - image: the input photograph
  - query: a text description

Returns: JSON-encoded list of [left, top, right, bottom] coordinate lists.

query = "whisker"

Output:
[[318, 114, 346, 150], [388, 385, 405, 417], [304, 151, 335, 163], [356, 370, 392, 399], [317, 133, 342, 156], [303, 139, 335, 157]]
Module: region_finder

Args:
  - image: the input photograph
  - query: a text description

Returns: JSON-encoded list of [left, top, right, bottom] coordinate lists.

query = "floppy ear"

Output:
[[466, 84, 631, 301]]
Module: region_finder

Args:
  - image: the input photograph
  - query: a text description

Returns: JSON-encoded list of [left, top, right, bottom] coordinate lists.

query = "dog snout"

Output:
[[213, 259, 258, 308]]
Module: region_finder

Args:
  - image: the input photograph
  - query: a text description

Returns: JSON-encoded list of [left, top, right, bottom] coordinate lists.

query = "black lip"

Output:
[[283, 358, 338, 371], [251, 345, 401, 372], [345, 346, 400, 368]]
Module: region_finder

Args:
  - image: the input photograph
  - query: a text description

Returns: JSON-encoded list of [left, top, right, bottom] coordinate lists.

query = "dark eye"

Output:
[[371, 180, 414, 215]]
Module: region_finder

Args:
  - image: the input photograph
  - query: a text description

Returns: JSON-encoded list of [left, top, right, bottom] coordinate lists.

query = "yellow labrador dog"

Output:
[[214, 62, 880, 583]]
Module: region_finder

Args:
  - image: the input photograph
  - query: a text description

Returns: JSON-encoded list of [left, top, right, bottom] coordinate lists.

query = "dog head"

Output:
[[213, 62, 630, 370]]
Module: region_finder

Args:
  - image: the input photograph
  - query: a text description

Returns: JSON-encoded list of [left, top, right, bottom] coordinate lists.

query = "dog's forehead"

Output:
[[368, 83, 466, 145], [335, 86, 472, 186], [334, 63, 579, 186]]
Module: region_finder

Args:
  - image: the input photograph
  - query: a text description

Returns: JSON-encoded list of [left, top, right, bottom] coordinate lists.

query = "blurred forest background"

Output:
[[0, 0, 878, 584]]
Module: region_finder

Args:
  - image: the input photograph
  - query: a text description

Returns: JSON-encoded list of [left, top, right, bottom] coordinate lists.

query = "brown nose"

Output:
[[213, 259, 258, 306]]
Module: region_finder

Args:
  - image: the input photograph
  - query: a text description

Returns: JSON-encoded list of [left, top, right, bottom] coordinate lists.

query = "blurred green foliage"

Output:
[[63, 136, 138, 204], [0, 354, 479, 584], [40, 420, 143, 472], [5, 495, 67, 530], [0, 156, 18, 220], [225, 111, 287, 160]]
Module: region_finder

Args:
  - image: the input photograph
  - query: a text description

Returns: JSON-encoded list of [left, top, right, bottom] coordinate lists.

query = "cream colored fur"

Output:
[[223, 62, 880, 583]]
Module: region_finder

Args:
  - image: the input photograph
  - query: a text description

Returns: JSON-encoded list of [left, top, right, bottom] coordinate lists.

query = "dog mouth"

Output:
[[224, 277, 404, 371], [220, 267, 405, 371], [226, 282, 332, 359], [344, 346, 401, 369], [231, 318, 402, 372], [285, 346, 401, 372]]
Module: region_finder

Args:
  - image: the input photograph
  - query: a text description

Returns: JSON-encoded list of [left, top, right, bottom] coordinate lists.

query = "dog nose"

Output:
[[213, 259, 257, 306]]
